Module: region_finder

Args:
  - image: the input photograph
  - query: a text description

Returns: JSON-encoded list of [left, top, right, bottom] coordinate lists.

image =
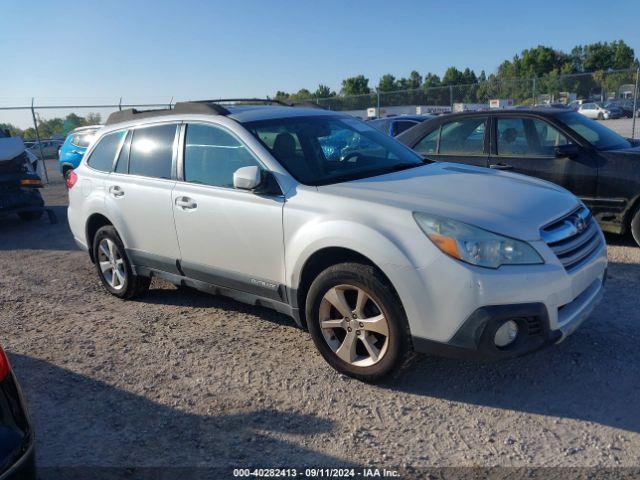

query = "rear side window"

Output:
[[183, 123, 261, 188], [129, 124, 176, 179], [438, 117, 487, 155], [86, 131, 125, 172]]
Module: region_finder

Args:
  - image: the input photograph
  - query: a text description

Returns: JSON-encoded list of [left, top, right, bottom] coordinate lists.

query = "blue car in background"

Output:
[[58, 125, 101, 178], [367, 115, 435, 137]]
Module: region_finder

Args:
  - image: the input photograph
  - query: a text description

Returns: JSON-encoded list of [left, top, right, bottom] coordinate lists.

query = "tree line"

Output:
[[275, 40, 639, 109], [1, 112, 101, 141]]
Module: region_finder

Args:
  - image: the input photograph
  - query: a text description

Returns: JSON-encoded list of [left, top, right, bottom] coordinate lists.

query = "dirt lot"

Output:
[[597, 117, 638, 138], [1, 162, 639, 477]]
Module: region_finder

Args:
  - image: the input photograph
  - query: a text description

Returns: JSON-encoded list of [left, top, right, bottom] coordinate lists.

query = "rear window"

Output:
[[129, 124, 176, 179], [394, 120, 418, 135], [87, 131, 125, 172]]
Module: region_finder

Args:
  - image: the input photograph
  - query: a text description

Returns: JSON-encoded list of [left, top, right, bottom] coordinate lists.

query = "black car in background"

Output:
[[0, 345, 35, 480], [397, 108, 640, 246], [368, 115, 435, 137]]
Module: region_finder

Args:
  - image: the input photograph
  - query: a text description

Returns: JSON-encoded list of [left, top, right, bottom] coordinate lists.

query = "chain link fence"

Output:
[[0, 69, 638, 181], [313, 68, 639, 116]]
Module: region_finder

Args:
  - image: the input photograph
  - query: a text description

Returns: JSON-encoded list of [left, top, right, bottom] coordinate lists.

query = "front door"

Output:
[[171, 122, 285, 301], [489, 116, 597, 199], [413, 115, 489, 168]]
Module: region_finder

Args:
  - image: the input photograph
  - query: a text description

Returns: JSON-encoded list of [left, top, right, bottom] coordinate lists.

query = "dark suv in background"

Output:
[[397, 108, 640, 246]]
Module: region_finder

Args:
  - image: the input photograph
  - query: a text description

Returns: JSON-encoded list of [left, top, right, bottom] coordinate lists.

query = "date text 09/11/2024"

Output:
[[232, 468, 400, 478]]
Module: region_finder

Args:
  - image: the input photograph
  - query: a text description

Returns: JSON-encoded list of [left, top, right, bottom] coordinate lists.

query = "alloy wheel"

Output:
[[97, 238, 126, 291], [319, 285, 390, 367]]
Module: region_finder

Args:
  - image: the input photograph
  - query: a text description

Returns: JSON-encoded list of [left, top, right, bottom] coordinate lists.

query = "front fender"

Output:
[[286, 219, 416, 290]]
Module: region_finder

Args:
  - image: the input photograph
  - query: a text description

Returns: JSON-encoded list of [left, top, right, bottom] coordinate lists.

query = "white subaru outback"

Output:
[[67, 101, 607, 381]]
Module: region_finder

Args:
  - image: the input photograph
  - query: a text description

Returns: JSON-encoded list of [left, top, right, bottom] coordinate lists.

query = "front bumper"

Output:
[[413, 276, 605, 360], [0, 191, 44, 217], [401, 234, 607, 360]]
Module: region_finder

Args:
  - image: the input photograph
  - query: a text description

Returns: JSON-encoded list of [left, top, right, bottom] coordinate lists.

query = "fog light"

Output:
[[494, 320, 519, 348]]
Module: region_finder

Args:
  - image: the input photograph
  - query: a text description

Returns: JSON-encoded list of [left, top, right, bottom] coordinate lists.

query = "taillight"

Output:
[[0, 346, 11, 381], [66, 170, 78, 189]]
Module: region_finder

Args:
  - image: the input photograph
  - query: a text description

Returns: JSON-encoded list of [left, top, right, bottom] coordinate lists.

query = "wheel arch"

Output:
[[624, 193, 640, 234], [85, 213, 115, 263], [60, 162, 75, 176], [294, 246, 405, 329]]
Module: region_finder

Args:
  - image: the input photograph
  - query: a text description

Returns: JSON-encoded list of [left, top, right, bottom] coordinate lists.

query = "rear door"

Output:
[[489, 115, 597, 198], [412, 115, 489, 168], [105, 122, 182, 274]]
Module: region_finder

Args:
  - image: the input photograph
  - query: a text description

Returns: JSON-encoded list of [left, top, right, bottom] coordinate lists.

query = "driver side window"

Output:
[[497, 117, 570, 157], [183, 124, 261, 188]]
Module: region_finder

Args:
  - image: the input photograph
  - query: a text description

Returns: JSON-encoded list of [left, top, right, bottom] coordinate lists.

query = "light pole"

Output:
[[632, 67, 639, 139], [30, 98, 49, 183]]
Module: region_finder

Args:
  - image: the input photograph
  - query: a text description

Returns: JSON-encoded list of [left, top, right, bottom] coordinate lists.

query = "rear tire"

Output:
[[630, 207, 640, 248], [93, 225, 150, 299], [63, 168, 73, 181], [305, 262, 412, 382], [18, 210, 43, 222]]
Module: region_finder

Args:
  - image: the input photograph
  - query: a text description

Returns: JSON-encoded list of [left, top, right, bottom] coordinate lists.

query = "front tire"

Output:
[[305, 262, 412, 382], [93, 225, 150, 299], [630, 207, 640, 248]]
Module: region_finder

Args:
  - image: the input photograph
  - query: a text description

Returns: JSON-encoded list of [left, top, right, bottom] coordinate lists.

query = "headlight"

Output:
[[413, 212, 543, 269]]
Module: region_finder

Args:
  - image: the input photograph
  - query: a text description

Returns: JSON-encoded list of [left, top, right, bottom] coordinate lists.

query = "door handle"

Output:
[[489, 163, 513, 170], [175, 196, 197, 210], [109, 185, 125, 197]]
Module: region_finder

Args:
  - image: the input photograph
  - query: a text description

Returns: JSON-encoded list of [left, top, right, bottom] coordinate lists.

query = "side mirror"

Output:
[[555, 144, 581, 159], [233, 166, 262, 190]]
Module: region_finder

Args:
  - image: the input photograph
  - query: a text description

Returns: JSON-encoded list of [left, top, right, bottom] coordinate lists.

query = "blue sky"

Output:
[[1, 0, 639, 125]]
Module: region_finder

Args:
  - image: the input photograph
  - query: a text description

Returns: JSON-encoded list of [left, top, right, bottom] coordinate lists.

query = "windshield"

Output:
[[243, 115, 423, 185], [560, 112, 631, 150]]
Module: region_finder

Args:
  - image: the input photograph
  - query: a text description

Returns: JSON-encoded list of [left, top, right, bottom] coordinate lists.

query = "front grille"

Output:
[[541, 206, 603, 272]]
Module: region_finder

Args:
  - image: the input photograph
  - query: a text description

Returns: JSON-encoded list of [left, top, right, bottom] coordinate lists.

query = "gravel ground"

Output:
[[1, 162, 639, 477]]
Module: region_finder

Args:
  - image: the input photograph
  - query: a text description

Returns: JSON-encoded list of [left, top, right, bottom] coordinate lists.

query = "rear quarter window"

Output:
[[86, 131, 125, 172]]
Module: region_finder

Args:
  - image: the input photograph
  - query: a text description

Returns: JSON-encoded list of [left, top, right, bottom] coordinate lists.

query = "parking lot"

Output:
[[599, 117, 638, 138], [0, 159, 638, 476]]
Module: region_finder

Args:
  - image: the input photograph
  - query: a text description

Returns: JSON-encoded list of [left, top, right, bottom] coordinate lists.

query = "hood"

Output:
[[599, 143, 640, 159], [0, 137, 26, 163], [318, 162, 580, 241]]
